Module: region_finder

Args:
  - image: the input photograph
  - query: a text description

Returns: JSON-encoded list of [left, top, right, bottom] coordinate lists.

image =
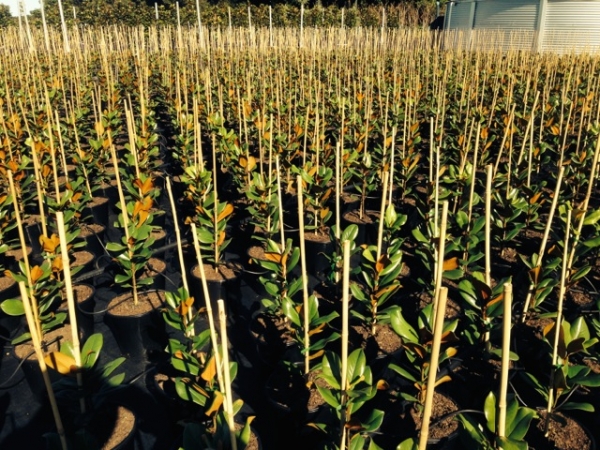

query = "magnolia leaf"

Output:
[[217, 203, 234, 222], [1, 299, 24, 316], [40, 234, 61, 253], [200, 355, 217, 383], [30, 265, 45, 283], [443, 257, 459, 271], [45, 351, 77, 375], [204, 390, 224, 417]]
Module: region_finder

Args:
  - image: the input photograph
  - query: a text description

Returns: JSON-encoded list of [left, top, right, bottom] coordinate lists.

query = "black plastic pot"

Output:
[[83, 196, 110, 228], [71, 284, 96, 340], [303, 234, 334, 280], [104, 289, 168, 363], [77, 223, 106, 258], [189, 263, 242, 317]]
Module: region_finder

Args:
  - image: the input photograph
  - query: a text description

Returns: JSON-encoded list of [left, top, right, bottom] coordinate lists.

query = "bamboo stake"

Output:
[[432, 201, 449, 325], [218, 300, 237, 450], [567, 132, 600, 272], [340, 239, 351, 450], [485, 164, 492, 288], [19, 281, 68, 450], [27, 134, 49, 238], [497, 282, 513, 438], [546, 210, 571, 432], [521, 166, 564, 321], [56, 211, 85, 414], [166, 177, 193, 336], [191, 223, 224, 393], [297, 175, 310, 374], [418, 286, 449, 450], [8, 169, 38, 342], [276, 156, 285, 249], [388, 126, 397, 207], [376, 171, 390, 263]]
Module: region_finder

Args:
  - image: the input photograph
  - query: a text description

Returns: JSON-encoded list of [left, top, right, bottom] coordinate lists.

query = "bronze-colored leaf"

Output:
[[443, 257, 459, 271], [217, 203, 234, 222], [45, 351, 77, 375]]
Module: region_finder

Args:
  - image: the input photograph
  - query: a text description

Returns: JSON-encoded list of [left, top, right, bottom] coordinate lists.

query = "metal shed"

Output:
[[444, 0, 600, 53]]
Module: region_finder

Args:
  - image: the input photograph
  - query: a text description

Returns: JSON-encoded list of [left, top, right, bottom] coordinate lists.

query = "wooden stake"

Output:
[[56, 211, 85, 414], [218, 300, 238, 450], [498, 282, 513, 438], [19, 282, 68, 450], [485, 164, 492, 288], [522, 166, 564, 321], [418, 286, 449, 450], [297, 175, 310, 374], [191, 223, 224, 393], [8, 170, 40, 339], [340, 239, 351, 450], [547, 209, 571, 430], [433, 201, 449, 324]]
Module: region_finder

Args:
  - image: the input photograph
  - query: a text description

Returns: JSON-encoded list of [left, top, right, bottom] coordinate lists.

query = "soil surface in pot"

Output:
[[351, 323, 402, 357], [60, 284, 94, 308], [343, 209, 376, 225], [306, 369, 332, 411], [72, 250, 94, 268], [535, 411, 592, 450], [107, 290, 165, 316], [79, 223, 105, 238], [91, 405, 136, 450], [14, 323, 72, 360], [0, 274, 16, 291], [410, 392, 459, 440], [193, 262, 238, 282], [250, 313, 294, 346], [304, 231, 331, 244]]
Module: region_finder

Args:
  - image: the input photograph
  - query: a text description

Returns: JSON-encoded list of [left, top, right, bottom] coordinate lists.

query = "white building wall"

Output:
[[444, 0, 600, 53], [543, 1, 600, 53]]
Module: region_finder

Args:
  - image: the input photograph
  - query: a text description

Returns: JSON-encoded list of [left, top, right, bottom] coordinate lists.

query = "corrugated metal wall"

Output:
[[444, 0, 600, 53], [543, 1, 600, 52], [446, 2, 475, 29], [473, 0, 539, 50]]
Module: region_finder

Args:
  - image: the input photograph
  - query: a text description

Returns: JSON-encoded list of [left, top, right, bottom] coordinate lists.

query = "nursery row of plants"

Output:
[[1, 26, 600, 449]]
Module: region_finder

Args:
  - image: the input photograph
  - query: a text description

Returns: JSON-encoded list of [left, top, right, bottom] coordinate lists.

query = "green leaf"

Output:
[[282, 297, 301, 327], [396, 437, 418, 450], [390, 308, 419, 343], [1, 299, 24, 316], [80, 333, 103, 370], [496, 436, 528, 450], [583, 209, 600, 225], [105, 242, 126, 253], [361, 408, 384, 432], [320, 352, 341, 389], [389, 363, 418, 383], [316, 386, 340, 409], [484, 391, 496, 433], [349, 434, 367, 450], [507, 406, 537, 440], [560, 401, 595, 412], [342, 224, 359, 243]]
